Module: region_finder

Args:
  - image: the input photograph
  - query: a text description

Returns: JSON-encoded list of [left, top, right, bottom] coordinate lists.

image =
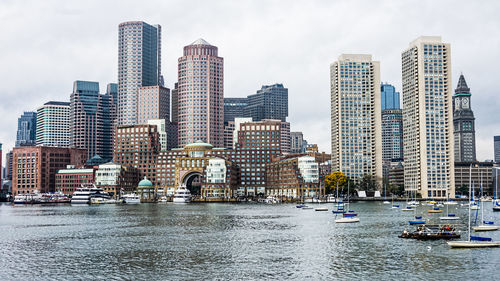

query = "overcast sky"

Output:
[[1, 0, 499, 163]]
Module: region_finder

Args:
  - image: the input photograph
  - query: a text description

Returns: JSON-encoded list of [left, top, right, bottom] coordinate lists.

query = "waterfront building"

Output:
[[118, 21, 161, 126], [453, 74, 476, 162], [388, 162, 404, 189], [55, 166, 96, 195], [495, 136, 500, 163], [454, 162, 494, 196], [381, 83, 400, 110], [401, 36, 454, 199], [16, 112, 37, 147], [94, 162, 138, 196], [245, 84, 288, 122], [266, 155, 321, 199], [114, 124, 160, 184], [12, 146, 86, 194], [290, 132, 306, 154], [138, 85, 170, 124], [330, 54, 382, 185], [177, 39, 224, 148], [70, 80, 117, 161], [36, 101, 70, 147], [147, 119, 168, 151], [224, 97, 249, 123]]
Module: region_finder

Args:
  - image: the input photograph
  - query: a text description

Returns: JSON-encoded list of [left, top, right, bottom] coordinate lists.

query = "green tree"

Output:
[[325, 171, 347, 194], [358, 174, 379, 192]]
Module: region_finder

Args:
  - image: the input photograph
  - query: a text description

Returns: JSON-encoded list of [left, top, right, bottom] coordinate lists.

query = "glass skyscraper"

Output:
[[246, 84, 288, 122], [16, 112, 37, 147], [381, 83, 400, 110], [118, 21, 161, 125]]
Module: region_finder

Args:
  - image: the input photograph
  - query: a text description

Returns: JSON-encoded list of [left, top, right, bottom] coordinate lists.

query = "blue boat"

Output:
[[471, 236, 492, 242], [409, 216, 425, 225]]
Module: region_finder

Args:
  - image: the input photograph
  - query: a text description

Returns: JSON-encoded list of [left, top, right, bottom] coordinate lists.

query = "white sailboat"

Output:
[[335, 181, 359, 223], [382, 183, 390, 204], [448, 165, 500, 248], [440, 193, 460, 220], [472, 173, 499, 232]]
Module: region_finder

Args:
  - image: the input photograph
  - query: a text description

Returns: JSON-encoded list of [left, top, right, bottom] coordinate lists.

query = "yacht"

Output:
[[71, 185, 104, 204], [173, 185, 192, 203], [122, 193, 141, 204]]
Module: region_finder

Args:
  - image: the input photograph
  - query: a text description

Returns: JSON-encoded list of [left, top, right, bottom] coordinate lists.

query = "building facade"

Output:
[[16, 112, 37, 147], [245, 84, 288, 122], [381, 109, 403, 161], [36, 101, 70, 147], [290, 131, 306, 154], [95, 162, 138, 196], [55, 167, 96, 195], [70, 80, 117, 161], [224, 97, 249, 123], [12, 146, 86, 194], [177, 39, 224, 148], [118, 21, 161, 126], [402, 36, 454, 199], [495, 136, 500, 163], [454, 162, 494, 196], [138, 85, 170, 124], [330, 54, 382, 185], [147, 119, 168, 151], [453, 74, 476, 162], [381, 83, 400, 110]]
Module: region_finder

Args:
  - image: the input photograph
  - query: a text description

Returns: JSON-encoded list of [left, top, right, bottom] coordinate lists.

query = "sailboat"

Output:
[[447, 165, 500, 248], [383, 183, 390, 204], [335, 181, 359, 223], [391, 194, 400, 209], [331, 182, 346, 214], [440, 197, 460, 221], [472, 173, 499, 232], [493, 168, 500, 212]]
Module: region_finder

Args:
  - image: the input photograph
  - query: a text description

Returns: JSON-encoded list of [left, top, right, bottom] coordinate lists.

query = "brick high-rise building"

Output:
[[402, 36, 454, 199], [118, 21, 161, 126], [12, 146, 86, 194], [137, 85, 170, 124], [330, 54, 382, 185], [177, 39, 224, 147], [36, 101, 70, 147]]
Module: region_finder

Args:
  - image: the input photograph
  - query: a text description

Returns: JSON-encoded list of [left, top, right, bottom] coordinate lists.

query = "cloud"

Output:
[[1, 0, 499, 163]]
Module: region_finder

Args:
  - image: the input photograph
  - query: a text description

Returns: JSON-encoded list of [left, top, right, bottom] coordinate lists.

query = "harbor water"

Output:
[[1, 202, 500, 280]]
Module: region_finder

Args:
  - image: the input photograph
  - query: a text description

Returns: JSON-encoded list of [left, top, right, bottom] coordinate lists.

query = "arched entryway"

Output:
[[183, 172, 202, 196]]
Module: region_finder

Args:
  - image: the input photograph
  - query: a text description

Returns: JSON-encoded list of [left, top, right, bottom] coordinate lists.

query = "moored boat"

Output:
[[122, 193, 141, 204], [173, 184, 192, 203], [399, 224, 460, 240]]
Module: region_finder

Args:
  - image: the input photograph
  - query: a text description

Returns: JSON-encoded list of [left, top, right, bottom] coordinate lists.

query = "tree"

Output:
[[358, 174, 379, 192], [325, 171, 347, 194]]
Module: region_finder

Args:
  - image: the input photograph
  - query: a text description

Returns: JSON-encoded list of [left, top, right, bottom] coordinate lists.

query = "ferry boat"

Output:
[[399, 224, 460, 240], [173, 184, 192, 203], [49, 192, 71, 203], [71, 185, 105, 204], [13, 193, 44, 204], [122, 193, 141, 204]]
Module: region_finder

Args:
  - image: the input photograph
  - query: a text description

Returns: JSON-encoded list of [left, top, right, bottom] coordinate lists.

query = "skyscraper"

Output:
[[290, 132, 306, 154], [171, 82, 179, 123], [381, 109, 403, 161], [118, 21, 161, 126], [330, 54, 382, 184], [453, 74, 476, 162], [70, 81, 117, 161], [494, 136, 500, 163], [36, 101, 70, 147], [381, 83, 400, 110], [246, 84, 288, 122], [177, 39, 224, 147], [402, 36, 454, 199], [137, 85, 170, 124], [15, 112, 37, 147], [224, 97, 249, 123]]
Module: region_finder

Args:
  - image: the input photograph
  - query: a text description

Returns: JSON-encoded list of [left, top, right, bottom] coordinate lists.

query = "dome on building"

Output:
[[190, 38, 212, 46], [138, 177, 153, 187], [184, 140, 214, 149]]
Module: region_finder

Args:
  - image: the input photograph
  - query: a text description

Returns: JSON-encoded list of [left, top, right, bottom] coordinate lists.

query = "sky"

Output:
[[1, 0, 500, 164]]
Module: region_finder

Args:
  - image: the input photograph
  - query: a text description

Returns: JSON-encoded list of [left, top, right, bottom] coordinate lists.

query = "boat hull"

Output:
[[335, 218, 360, 223], [447, 241, 500, 248], [315, 208, 328, 211], [439, 217, 460, 220], [472, 225, 500, 232]]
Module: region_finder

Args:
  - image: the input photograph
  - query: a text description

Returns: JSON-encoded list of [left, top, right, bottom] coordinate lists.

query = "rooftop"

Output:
[[190, 38, 212, 46]]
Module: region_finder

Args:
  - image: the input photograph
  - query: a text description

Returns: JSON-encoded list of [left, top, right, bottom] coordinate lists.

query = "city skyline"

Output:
[[1, 1, 500, 162]]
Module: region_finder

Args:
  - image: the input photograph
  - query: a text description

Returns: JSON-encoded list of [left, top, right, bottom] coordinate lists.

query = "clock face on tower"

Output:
[[462, 97, 469, 109]]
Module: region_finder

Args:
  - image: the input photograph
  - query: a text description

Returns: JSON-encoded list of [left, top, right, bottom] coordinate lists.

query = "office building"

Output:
[[330, 54, 382, 185], [290, 132, 307, 154], [171, 82, 179, 123], [16, 112, 37, 147], [381, 83, 400, 110], [382, 109, 403, 161], [5, 151, 13, 181], [118, 21, 161, 125], [495, 136, 500, 163], [177, 39, 224, 147], [70, 80, 117, 161], [453, 74, 476, 162], [246, 84, 288, 122], [402, 36, 454, 199], [138, 85, 170, 124], [36, 101, 70, 147], [223, 121, 235, 149], [55, 166, 96, 195], [12, 146, 86, 194], [224, 97, 249, 123], [147, 119, 168, 151]]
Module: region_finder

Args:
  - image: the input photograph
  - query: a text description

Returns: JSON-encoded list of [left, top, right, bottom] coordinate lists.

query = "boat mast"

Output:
[[468, 164, 472, 242], [481, 172, 484, 224]]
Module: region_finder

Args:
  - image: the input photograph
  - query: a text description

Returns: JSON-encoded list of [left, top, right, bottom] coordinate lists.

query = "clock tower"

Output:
[[453, 74, 476, 162]]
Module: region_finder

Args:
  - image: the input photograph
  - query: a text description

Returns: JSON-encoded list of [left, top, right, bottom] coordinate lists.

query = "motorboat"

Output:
[[13, 193, 43, 204], [158, 196, 168, 203], [335, 216, 360, 223], [428, 208, 443, 213], [399, 224, 460, 240], [315, 207, 328, 211], [48, 192, 71, 203], [173, 184, 192, 203], [264, 196, 280, 204], [71, 186, 104, 204], [123, 193, 141, 204]]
